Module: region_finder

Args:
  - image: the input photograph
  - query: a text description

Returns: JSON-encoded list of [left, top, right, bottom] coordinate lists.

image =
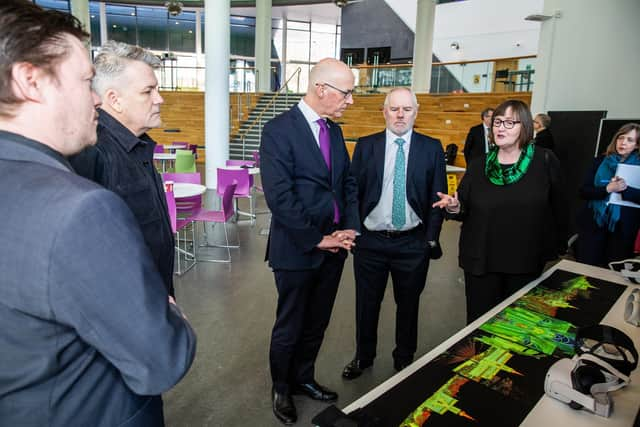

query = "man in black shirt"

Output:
[[70, 41, 174, 296]]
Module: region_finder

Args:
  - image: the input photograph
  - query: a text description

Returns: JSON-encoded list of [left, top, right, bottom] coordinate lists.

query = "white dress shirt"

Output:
[[297, 98, 324, 147], [484, 125, 490, 153], [364, 129, 421, 231]]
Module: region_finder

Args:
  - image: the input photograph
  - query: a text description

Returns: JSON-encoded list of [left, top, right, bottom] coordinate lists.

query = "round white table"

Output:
[[163, 144, 189, 153], [153, 153, 177, 172], [224, 165, 260, 175], [173, 183, 207, 199]]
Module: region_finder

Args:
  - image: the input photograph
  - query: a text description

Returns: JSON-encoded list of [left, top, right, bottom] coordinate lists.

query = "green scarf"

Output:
[[485, 143, 535, 185]]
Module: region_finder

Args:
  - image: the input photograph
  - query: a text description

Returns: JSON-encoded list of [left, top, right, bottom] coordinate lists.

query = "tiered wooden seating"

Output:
[[148, 91, 260, 162], [147, 91, 531, 166], [339, 92, 531, 167]]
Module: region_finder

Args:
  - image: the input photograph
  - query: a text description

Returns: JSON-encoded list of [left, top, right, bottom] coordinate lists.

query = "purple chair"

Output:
[[154, 144, 165, 153], [191, 183, 237, 263], [225, 159, 255, 168], [188, 143, 198, 159], [252, 151, 260, 168], [217, 168, 254, 224], [165, 190, 196, 275], [225, 159, 255, 187], [162, 172, 202, 214]]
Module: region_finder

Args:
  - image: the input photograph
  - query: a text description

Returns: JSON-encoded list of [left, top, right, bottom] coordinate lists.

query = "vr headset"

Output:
[[625, 288, 640, 327], [544, 325, 638, 417]]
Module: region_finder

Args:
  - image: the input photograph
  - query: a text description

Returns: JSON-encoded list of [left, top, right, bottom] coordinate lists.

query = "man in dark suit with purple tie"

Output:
[[260, 58, 360, 425]]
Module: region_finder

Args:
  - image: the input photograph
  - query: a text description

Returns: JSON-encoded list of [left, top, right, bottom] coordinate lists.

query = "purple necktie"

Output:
[[317, 118, 340, 223]]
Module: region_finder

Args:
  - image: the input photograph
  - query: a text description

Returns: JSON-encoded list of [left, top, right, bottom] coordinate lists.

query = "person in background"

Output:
[[433, 100, 567, 324], [533, 113, 555, 151], [260, 58, 360, 425], [69, 41, 175, 296], [0, 2, 196, 425], [342, 88, 446, 380], [576, 123, 640, 266], [463, 107, 494, 166]]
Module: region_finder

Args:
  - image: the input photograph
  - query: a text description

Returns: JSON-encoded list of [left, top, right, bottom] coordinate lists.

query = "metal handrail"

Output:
[[236, 67, 302, 159]]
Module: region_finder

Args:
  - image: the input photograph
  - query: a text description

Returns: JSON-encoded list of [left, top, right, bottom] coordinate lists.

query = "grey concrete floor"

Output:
[[164, 192, 466, 427]]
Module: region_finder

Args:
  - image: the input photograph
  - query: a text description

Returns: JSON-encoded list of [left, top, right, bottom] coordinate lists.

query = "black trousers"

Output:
[[269, 251, 346, 394], [352, 229, 430, 365], [464, 270, 540, 324], [576, 225, 635, 267]]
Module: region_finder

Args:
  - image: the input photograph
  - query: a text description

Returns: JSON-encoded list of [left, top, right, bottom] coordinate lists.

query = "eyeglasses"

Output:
[[493, 118, 522, 129], [319, 82, 353, 99]]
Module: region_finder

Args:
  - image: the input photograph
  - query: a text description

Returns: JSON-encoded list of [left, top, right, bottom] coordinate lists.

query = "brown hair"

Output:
[[0, 0, 87, 117], [605, 123, 640, 156], [489, 99, 534, 149], [481, 107, 494, 119]]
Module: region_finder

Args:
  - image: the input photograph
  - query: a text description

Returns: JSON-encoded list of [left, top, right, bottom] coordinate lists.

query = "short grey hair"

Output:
[[92, 40, 160, 96], [383, 87, 418, 108], [535, 113, 551, 128]]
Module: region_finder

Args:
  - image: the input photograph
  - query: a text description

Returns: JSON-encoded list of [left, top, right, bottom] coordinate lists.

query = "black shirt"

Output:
[[69, 109, 175, 295], [450, 147, 567, 275], [534, 128, 555, 151]]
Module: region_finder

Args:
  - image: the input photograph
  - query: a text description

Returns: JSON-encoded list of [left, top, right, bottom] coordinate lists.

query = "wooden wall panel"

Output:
[[146, 91, 530, 166]]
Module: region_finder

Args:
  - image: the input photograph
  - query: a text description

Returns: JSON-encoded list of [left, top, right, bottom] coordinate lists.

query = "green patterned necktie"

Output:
[[392, 137, 406, 229]]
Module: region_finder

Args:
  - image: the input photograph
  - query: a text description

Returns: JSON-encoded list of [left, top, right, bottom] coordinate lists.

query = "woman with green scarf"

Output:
[[433, 100, 567, 324], [576, 123, 640, 266]]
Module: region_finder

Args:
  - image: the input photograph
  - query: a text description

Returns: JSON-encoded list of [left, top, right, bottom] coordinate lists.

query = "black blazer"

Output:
[[463, 123, 487, 166], [260, 105, 360, 270], [534, 128, 555, 151], [350, 131, 446, 243]]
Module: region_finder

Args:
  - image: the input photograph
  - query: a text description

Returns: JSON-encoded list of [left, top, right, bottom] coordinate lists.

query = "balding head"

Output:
[[307, 58, 351, 92], [303, 58, 355, 119]]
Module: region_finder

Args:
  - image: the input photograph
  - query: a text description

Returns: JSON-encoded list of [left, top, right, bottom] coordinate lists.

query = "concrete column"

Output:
[[99, 2, 107, 46], [70, 0, 90, 50], [195, 9, 202, 55], [255, 0, 273, 92], [204, 0, 230, 189], [411, 0, 436, 93]]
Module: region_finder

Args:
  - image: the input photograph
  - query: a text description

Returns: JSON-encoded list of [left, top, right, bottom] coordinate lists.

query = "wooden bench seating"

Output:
[[147, 91, 531, 167]]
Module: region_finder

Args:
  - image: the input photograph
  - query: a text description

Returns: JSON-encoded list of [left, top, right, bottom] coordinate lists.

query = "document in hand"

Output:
[[609, 163, 640, 208]]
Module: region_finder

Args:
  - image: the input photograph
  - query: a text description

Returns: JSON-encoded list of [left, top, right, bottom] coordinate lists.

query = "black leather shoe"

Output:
[[394, 359, 412, 372], [272, 388, 297, 425], [292, 381, 338, 402], [342, 359, 373, 380]]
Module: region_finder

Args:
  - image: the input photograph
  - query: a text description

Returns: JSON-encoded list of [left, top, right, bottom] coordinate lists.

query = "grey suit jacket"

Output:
[[0, 131, 196, 426]]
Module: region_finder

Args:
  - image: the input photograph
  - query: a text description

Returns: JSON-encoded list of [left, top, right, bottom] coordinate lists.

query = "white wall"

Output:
[[531, 0, 640, 117], [385, 0, 544, 62]]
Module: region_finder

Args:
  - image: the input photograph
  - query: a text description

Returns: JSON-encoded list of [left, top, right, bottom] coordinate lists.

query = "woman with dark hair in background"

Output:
[[433, 100, 567, 324], [576, 123, 640, 266]]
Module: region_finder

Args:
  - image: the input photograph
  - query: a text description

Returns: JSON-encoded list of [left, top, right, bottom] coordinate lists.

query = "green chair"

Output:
[[174, 149, 196, 173]]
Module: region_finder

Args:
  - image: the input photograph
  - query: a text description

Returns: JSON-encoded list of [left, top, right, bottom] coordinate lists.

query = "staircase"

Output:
[[230, 92, 303, 160]]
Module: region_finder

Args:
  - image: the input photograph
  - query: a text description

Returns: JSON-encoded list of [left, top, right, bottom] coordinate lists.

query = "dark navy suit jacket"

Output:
[[260, 105, 360, 270], [0, 131, 196, 426], [350, 131, 446, 245], [463, 123, 487, 166]]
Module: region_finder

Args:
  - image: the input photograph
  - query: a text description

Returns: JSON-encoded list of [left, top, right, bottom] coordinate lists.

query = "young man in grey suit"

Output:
[[343, 88, 446, 379], [260, 58, 360, 425], [0, 2, 196, 426]]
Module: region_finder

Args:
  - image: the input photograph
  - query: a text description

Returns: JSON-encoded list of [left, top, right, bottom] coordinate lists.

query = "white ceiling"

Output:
[[232, 3, 342, 25]]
